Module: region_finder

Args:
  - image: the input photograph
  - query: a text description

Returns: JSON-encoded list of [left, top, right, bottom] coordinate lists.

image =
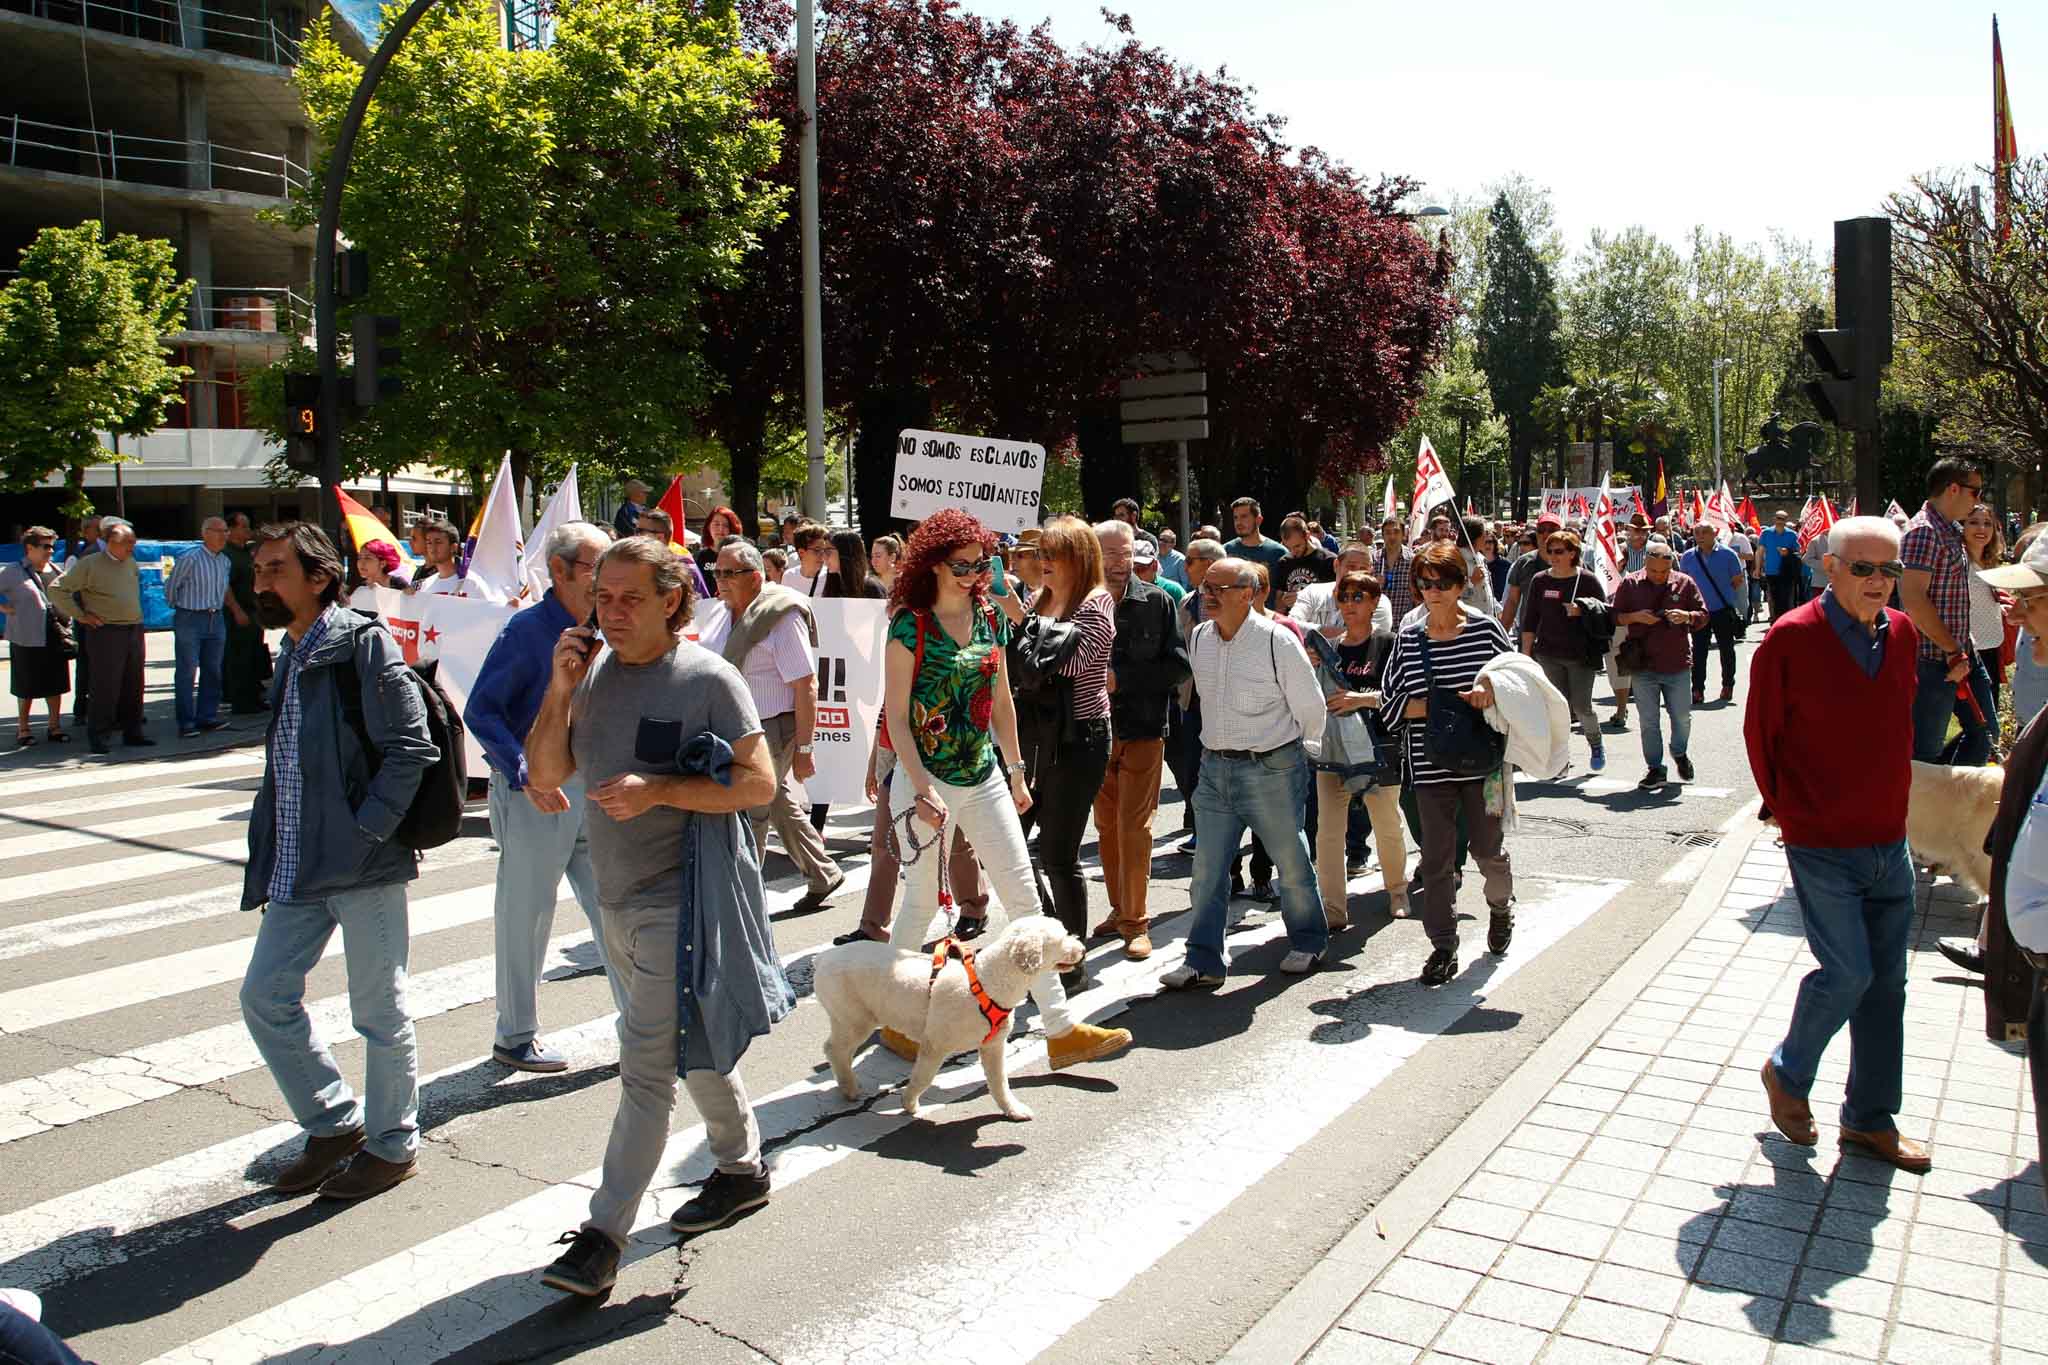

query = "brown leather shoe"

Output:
[[1760, 1061, 1818, 1145], [317, 1150, 419, 1201], [1088, 918, 1119, 942], [1123, 932, 1153, 961], [1047, 1022, 1132, 1070], [272, 1129, 365, 1194], [1840, 1126, 1933, 1173]]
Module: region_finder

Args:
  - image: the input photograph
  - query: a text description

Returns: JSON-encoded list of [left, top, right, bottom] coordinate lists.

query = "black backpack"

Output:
[[335, 652, 469, 849]]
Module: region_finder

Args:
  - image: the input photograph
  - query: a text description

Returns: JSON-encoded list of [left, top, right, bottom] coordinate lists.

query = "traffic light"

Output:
[[1803, 217, 1892, 433], [352, 314, 403, 406], [282, 372, 320, 473]]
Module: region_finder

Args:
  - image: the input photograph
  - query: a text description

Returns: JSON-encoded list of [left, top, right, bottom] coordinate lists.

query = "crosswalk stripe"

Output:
[[32, 834, 251, 890], [0, 750, 262, 799], [140, 904, 1212, 1365], [790, 878, 1629, 1365], [0, 777, 260, 830], [0, 860, 879, 1144], [0, 804, 252, 859]]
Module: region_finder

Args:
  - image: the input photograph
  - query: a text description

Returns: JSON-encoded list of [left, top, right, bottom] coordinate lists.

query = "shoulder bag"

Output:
[[1615, 579, 1667, 674], [1418, 625, 1507, 778]]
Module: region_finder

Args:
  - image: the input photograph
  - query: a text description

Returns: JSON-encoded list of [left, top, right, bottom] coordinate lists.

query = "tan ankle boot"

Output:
[[1047, 1022, 1132, 1070], [877, 1026, 919, 1061]]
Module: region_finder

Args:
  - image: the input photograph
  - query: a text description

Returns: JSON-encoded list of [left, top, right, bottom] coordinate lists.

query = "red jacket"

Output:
[[1744, 596, 1918, 849]]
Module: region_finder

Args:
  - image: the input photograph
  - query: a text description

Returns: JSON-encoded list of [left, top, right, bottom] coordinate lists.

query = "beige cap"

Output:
[[1980, 534, 2048, 589]]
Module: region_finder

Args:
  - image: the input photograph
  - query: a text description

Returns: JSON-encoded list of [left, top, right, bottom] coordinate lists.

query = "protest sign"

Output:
[[891, 429, 1046, 533]]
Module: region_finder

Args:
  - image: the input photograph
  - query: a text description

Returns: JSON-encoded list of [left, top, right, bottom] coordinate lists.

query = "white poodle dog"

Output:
[[814, 914, 1084, 1122], [1907, 759, 2001, 902]]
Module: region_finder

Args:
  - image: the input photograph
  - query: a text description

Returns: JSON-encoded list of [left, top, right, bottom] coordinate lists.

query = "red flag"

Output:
[[1796, 494, 1837, 552], [1464, 496, 1476, 518], [654, 475, 691, 554], [1736, 495, 1762, 533], [1996, 17, 2020, 243]]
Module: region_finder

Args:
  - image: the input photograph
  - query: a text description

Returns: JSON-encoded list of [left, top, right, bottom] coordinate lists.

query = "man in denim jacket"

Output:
[[239, 523, 438, 1202]]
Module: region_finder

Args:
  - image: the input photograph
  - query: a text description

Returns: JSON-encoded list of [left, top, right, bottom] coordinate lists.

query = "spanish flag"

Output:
[[336, 487, 413, 566], [1995, 16, 2020, 242], [1651, 458, 1668, 518]]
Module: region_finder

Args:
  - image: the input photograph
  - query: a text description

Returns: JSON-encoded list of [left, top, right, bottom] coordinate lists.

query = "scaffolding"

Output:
[[500, 0, 548, 50]]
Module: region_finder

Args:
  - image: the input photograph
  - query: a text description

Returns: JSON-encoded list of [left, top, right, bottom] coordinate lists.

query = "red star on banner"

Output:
[[423, 625, 440, 644]]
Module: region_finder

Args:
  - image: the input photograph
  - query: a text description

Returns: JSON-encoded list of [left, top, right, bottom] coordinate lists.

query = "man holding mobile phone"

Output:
[[463, 521, 626, 1073]]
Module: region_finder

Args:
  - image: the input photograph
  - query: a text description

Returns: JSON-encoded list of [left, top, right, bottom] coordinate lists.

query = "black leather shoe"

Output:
[[1673, 753, 1695, 781], [123, 734, 157, 747], [1487, 909, 1514, 956], [541, 1228, 620, 1297], [1936, 937, 1986, 975], [1420, 946, 1458, 987]]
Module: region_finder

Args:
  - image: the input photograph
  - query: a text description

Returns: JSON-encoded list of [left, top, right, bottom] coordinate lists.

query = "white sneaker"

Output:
[[1279, 950, 1322, 975], [1161, 963, 1224, 990], [0, 1287, 42, 1322]]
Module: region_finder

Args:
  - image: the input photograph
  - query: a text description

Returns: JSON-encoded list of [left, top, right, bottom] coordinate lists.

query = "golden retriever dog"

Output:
[[814, 915, 1083, 1122], [1907, 760, 2001, 902]]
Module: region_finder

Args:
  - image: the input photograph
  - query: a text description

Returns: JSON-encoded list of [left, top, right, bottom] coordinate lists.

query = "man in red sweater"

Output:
[[1745, 516, 1932, 1173]]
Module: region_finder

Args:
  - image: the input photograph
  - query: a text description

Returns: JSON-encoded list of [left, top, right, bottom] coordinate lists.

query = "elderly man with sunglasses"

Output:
[[1900, 456, 1992, 764], [1746, 515, 1931, 1174]]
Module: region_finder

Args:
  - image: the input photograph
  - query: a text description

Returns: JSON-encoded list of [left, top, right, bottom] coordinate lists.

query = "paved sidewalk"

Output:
[[1235, 825, 2044, 1365]]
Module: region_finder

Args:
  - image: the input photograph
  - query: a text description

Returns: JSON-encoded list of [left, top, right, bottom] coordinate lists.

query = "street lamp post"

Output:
[[1710, 357, 1734, 491], [797, 0, 827, 520]]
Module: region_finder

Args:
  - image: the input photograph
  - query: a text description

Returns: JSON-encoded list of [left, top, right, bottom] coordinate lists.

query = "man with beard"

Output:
[[238, 523, 438, 1200], [221, 514, 273, 713]]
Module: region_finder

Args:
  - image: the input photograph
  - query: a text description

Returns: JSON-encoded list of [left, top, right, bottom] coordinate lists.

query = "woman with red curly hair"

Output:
[[876, 509, 1132, 1072], [694, 506, 746, 576]]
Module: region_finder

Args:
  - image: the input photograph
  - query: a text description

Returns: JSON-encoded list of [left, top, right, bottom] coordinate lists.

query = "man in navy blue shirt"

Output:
[[464, 520, 627, 1072]]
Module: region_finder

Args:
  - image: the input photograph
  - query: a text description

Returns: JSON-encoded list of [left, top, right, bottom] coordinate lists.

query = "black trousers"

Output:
[[1768, 566, 1803, 620], [1167, 697, 1202, 830], [84, 622, 145, 740], [1029, 716, 1111, 937], [1691, 607, 1740, 693]]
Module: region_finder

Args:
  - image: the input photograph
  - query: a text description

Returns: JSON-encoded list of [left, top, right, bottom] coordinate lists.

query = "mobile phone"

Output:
[[581, 608, 602, 656], [990, 554, 1008, 596]]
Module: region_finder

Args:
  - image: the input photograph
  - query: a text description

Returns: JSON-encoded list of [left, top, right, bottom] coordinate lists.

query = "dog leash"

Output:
[[888, 802, 959, 931], [928, 935, 1011, 1044]]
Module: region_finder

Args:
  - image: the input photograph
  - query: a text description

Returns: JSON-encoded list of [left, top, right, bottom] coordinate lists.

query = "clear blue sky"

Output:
[[957, 0, 2043, 261]]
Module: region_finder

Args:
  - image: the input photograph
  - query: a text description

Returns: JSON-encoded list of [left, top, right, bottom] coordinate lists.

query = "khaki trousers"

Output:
[[1092, 737, 1165, 933], [1316, 774, 1407, 923], [753, 711, 841, 895]]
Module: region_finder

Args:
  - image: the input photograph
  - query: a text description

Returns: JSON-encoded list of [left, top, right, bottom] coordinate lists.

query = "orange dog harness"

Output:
[[929, 935, 1011, 1045]]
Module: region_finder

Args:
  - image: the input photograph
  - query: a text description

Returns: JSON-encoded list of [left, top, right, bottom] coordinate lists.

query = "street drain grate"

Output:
[[1672, 831, 1723, 849]]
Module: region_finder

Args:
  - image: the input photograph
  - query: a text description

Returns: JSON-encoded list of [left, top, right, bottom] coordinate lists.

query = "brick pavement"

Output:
[[1296, 833, 2044, 1365]]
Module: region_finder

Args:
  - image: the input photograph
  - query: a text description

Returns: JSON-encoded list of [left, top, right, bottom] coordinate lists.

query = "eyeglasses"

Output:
[[1963, 482, 1985, 495], [1843, 559, 1906, 580], [714, 566, 759, 580], [1198, 582, 1252, 599], [2015, 590, 2048, 608], [1336, 593, 1377, 604], [943, 558, 993, 578], [1414, 576, 1457, 591]]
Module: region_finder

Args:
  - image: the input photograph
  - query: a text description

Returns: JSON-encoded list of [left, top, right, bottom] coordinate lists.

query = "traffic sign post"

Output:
[[1119, 355, 1206, 541]]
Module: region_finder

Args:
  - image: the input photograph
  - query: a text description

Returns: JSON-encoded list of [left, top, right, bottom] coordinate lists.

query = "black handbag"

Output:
[[45, 605, 76, 659], [1418, 629, 1506, 778], [1615, 581, 1666, 673]]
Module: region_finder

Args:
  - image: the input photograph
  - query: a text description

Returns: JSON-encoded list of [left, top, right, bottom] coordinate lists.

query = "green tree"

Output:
[[1887, 157, 2048, 513], [261, 0, 786, 503], [1562, 226, 1684, 388], [1476, 193, 1564, 515], [1566, 371, 1627, 484], [1438, 368, 1492, 490], [0, 223, 192, 519]]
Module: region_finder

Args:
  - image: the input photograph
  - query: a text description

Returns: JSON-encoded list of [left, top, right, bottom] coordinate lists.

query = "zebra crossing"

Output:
[[0, 742, 1633, 1363]]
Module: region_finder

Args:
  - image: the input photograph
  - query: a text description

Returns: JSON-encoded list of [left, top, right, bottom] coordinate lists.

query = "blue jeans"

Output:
[[240, 882, 419, 1162], [1633, 670, 1692, 770], [1186, 742, 1328, 975], [172, 606, 226, 731], [1913, 654, 1993, 765], [487, 770, 623, 1049], [1771, 840, 1915, 1133]]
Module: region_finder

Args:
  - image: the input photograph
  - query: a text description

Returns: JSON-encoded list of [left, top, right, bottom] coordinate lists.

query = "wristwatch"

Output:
[[796, 743, 815, 754]]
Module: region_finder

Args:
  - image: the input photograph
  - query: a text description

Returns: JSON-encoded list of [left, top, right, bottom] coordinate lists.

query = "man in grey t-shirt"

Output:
[[526, 537, 779, 1298]]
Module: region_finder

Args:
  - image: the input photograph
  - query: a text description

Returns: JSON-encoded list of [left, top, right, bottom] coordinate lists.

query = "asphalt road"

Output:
[[0, 620, 1769, 1364]]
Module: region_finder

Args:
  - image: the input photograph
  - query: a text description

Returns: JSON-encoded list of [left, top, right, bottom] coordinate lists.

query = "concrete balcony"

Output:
[[2, 112, 305, 198], [0, 0, 304, 70]]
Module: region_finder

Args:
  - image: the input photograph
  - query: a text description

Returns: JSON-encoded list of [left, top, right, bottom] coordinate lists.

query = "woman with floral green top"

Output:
[[877, 509, 1132, 1072]]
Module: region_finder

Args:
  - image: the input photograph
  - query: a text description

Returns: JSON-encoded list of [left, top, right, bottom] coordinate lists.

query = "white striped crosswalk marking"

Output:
[[0, 804, 251, 859], [0, 750, 263, 799], [0, 774, 260, 828], [29, 834, 252, 894]]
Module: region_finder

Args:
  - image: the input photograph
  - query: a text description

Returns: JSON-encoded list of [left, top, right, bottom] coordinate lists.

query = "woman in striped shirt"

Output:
[[1379, 541, 1518, 987], [1024, 516, 1117, 984]]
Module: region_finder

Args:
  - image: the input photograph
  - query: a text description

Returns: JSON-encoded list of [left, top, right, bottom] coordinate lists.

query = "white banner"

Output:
[[1589, 479, 1624, 596], [349, 588, 888, 809], [1541, 486, 1644, 525], [891, 428, 1046, 533]]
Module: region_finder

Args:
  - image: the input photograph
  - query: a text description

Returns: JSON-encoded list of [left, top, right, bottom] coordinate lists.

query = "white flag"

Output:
[[1589, 477, 1625, 596], [1382, 472, 1399, 528], [1407, 435, 1456, 544], [463, 453, 525, 603], [520, 465, 582, 602]]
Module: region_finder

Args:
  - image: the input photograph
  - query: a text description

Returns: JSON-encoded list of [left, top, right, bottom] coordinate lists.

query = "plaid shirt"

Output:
[[1376, 544, 1416, 622], [266, 606, 337, 904], [1900, 500, 1971, 661]]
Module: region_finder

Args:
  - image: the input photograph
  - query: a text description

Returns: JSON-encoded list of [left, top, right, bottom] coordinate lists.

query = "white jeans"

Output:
[[887, 764, 1073, 1036]]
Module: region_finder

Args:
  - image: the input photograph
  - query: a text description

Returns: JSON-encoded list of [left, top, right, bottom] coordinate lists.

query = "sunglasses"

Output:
[[1413, 576, 1457, 591], [713, 567, 758, 580], [1336, 592, 1378, 604], [943, 558, 993, 578], [1198, 582, 1251, 599], [1843, 559, 1906, 580]]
